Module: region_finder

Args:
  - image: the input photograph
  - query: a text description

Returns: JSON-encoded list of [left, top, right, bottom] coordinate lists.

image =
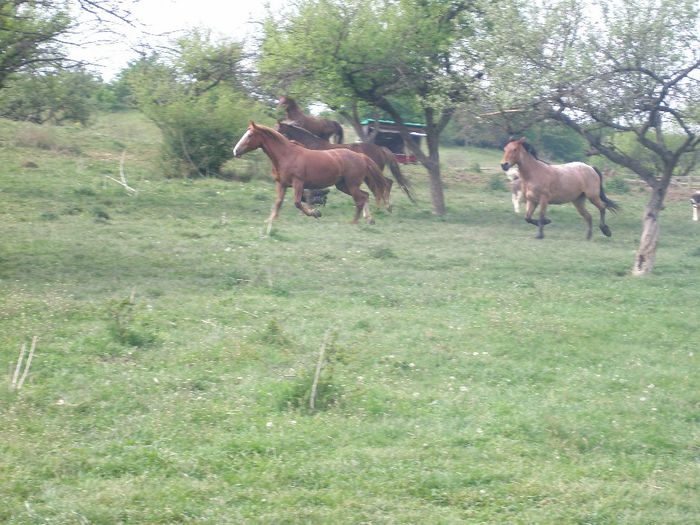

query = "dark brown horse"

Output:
[[275, 121, 416, 207], [501, 138, 618, 239], [278, 96, 344, 143], [233, 122, 390, 224]]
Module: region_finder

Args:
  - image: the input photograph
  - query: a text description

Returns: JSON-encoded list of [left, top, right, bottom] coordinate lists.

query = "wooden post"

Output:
[[310, 330, 332, 411]]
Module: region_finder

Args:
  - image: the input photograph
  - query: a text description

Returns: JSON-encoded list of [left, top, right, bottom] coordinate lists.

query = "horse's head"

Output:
[[278, 95, 292, 108], [233, 122, 264, 157], [500, 137, 527, 171]]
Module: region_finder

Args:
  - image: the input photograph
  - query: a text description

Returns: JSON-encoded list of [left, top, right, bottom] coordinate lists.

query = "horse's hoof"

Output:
[[535, 233, 544, 239], [311, 209, 321, 218], [600, 225, 612, 237], [367, 218, 376, 225], [543, 218, 552, 225]]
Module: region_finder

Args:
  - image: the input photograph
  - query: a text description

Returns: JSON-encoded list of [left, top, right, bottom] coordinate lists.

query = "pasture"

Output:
[[1, 112, 698, 524]]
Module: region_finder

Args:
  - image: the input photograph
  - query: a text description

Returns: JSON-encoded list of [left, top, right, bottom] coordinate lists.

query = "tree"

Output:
[[259, 0, 485, 215], [0, 68, 99, 124], [127, 31, 264, 177], [0, 1, 133, 88], [480, 0, 700, 274]]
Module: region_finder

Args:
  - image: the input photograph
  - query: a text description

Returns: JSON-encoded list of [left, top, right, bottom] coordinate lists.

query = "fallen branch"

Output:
[[11, 336, 37, 390], [104, 150, 137, 194], [310, 330, 332, 411]]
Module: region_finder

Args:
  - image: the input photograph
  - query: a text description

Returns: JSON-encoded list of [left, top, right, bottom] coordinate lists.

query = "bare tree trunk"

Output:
[[633, 181, 668, 276], [425, 130, 446, 215], [338, 102, 381, 143]]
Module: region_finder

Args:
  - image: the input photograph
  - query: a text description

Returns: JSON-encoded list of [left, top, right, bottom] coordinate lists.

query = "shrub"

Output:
[[488, 174, 507, 191], [0, 69, 98, 125], [127, 31, 265, 178], [604, 176, 630, 194]]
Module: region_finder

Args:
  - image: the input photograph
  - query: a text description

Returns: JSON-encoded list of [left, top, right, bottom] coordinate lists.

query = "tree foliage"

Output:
[[0, 1, 72, 88], [0, 0, 133, 88], [259, 0, 485, 214], [478, 0, 700, 273], [127, 31, 263, 178], [0, 68, 99, 124]]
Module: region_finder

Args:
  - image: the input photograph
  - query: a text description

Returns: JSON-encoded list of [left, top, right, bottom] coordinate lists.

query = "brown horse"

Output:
[[275, 121, 416, 206], [233, 122, 390, 224], [501, 138, 618, 239], [278, 96, 344, 143]]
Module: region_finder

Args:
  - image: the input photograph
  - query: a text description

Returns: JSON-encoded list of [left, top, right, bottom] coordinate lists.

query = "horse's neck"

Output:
[[261, 133, 294, 169], [286, 103, 305, 120], [517, 154, 546, 180]]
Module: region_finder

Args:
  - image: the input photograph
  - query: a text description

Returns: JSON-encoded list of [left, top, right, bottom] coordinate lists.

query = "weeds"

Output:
[[606, 176, 631, 194], [106, 293, 157, 348], [488, 174, 507, 191], [275, 331, 342, 412]]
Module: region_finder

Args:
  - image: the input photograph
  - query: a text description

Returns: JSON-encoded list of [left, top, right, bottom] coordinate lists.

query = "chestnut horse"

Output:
[[501, 138, 618, 239], [278, 96, 344, 143], [275, 121, 416, 206], [233, 122, 390, 224]]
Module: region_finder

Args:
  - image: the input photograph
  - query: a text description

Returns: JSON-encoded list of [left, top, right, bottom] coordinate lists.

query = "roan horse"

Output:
[[278, 96, 344, 144], [233, 122, 390, 224], [501, 138, 619, 239], [275, 121, 416, 207]]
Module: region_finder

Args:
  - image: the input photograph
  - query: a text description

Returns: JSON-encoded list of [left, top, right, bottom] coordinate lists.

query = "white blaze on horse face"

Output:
[[233, 130, 251, 157]]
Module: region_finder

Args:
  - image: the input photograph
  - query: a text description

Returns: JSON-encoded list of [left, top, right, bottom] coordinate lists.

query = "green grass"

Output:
[[1, 113, 698, 524]]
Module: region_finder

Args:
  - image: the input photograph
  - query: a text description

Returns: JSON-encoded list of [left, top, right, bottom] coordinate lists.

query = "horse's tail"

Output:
[[363, 157, 391, 207], [334, 121, 344, 144], [594, 167, 620, 213], [382, 146, 416, 203]]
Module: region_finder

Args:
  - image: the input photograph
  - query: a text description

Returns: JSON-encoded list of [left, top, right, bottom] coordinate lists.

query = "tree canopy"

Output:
[[259, 0, 485, 215], [478, 0, 700, 273]]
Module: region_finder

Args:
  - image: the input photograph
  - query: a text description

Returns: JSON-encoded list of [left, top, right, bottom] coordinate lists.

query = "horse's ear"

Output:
[[517, 137, 526, 144], [249, 121, 257, 129]]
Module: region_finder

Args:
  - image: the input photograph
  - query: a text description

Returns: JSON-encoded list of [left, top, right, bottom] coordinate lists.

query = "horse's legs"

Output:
[[292, 179, 321, 218], [573, 195, 593, 239], [354, 188, 371, 224], [535, 196, 549, 239], [384, 176, 393, 212], [336, 180, 371, 224], [588, 194, 612, 237], [268, 181, 286, 223], [524, 198, 537, 226]]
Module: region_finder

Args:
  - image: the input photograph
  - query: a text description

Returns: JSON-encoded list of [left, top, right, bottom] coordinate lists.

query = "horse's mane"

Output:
[[521, 141, 539, 159], [256, 123, 294, 147], [508, 138, 550, 164], [278, 122, 327, 145]]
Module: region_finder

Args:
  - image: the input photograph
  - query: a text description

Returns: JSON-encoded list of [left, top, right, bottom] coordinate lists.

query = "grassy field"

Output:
[[1, 112, 698, 524]]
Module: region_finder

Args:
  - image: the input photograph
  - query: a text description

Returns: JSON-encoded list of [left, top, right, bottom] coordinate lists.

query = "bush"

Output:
[[0, 69, 98, 125], [488, 174, 507, 191], [127, 31, 265, 178], [604, 176, 630, 194], [155, 90, 252, 177]]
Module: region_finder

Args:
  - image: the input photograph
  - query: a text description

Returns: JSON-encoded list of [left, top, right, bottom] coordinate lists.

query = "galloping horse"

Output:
[[501, 138, 619, 239], [278, 96, 344, 143], [233, 122, 390, 224], [275, 121, 416, 206]]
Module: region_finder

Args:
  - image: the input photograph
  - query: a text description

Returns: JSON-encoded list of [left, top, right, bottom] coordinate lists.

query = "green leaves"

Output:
[[125, 31, 264, 178]]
